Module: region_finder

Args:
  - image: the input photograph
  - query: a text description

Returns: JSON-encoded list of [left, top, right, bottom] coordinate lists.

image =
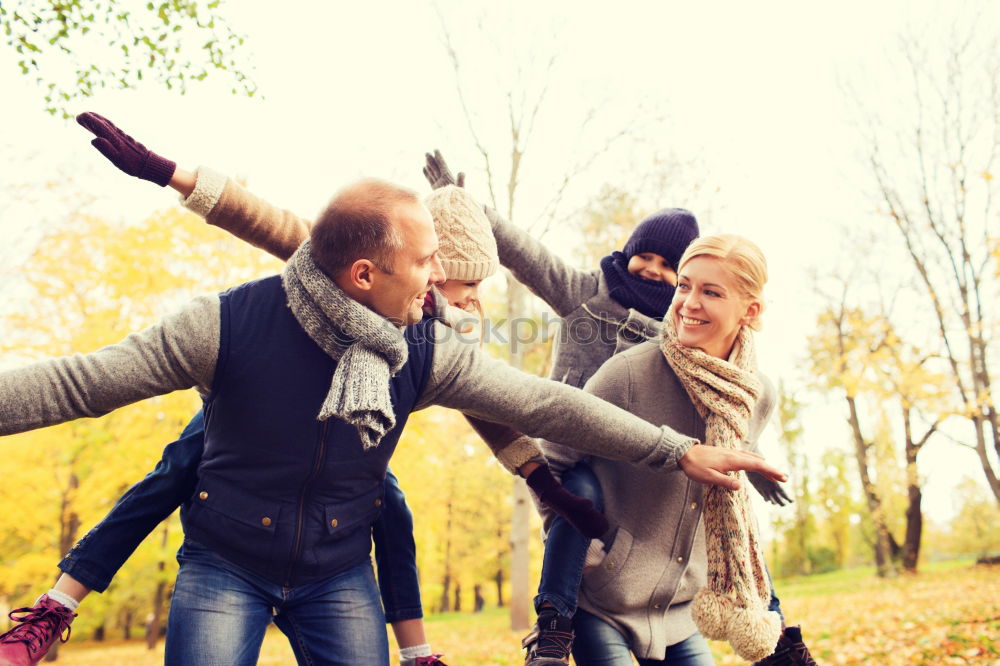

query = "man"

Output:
[[0, 173, 783, 665]]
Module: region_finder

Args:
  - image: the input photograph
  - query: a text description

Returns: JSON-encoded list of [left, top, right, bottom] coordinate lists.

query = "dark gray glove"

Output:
[[747, 471, 793, 506], [423, 149, 465, 189]]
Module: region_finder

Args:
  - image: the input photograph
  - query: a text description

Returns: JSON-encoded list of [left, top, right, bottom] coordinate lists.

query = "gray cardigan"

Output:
[[543, 340, 776, 659], [485, 208, 662, 387]]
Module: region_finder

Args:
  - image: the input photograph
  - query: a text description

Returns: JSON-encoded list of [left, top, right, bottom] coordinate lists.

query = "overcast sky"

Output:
[[1, 0, 997, 526]]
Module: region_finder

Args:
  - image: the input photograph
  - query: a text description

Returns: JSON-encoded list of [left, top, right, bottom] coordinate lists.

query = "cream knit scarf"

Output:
[[660, 309, 781, 662], [282, 240, 408, 449]]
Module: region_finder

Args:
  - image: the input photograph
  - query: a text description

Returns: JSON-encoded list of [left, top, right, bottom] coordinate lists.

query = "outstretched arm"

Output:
[[423, 151, 598, 317], [417, 321, 696, 471], [0, 296, 219, 435], [77, 112, 311, 261]]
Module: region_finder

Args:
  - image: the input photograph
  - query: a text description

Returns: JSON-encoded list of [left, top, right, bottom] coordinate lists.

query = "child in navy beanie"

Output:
[[600, 207, 700, 320], [624, 208, 700, 273]]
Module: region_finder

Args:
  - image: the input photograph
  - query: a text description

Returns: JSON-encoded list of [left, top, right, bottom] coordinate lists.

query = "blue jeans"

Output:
[[167, 538, 388, 665], [573, 609, 713, 666], [534, 463, 604, 616], [58, 411, 207, 592], [57, 410, 424, 624]]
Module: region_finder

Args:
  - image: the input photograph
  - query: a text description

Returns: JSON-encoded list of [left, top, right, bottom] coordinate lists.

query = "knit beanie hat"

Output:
[[622, 208, 699, 270], [424, 186, 499, 281]]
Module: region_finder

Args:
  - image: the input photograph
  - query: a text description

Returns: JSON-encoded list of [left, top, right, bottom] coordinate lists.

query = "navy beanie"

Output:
[[622, 208, 700, 269]]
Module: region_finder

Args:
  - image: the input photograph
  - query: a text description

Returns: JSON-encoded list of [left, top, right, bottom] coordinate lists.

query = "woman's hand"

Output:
[[678, 444, 786, 491]]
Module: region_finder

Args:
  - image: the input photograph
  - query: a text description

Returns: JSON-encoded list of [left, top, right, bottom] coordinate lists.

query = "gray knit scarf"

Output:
[[281, 240, 408, 449]]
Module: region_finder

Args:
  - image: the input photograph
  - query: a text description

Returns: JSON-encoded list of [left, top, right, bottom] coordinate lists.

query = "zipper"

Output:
[[284, 419, 329, 586]]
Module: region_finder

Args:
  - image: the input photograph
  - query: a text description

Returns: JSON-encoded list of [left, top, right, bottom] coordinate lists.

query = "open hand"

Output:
[[422, 149, 465, 189], [76, 112, 176, 187], [678, 445, 786, 491]]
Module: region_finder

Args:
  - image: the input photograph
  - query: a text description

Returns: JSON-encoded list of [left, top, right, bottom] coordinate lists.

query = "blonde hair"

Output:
[[677, 234, 767, 330]]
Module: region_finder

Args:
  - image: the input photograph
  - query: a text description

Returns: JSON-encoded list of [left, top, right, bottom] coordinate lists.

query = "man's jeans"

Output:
[[534, 463, 785, 620], [573, 609, 713, 666], [167, 539, 388, 665], [57, 409, 424, 624]]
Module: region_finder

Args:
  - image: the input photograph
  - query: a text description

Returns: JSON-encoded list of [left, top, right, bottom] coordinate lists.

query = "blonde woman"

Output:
[[538, 235, 815, 665]]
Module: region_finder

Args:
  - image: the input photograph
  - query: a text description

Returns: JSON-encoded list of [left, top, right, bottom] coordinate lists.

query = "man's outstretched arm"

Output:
[[416, 322, 785, 485], [0, 295, 219, 436]]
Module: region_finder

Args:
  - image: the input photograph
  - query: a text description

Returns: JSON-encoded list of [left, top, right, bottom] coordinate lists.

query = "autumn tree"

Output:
[[771, 385, 815, 576], [853, 18, 1000, 503], [808, 262, 951, 574], [1, 0, 255, 116], [0, 202, 280, 654]]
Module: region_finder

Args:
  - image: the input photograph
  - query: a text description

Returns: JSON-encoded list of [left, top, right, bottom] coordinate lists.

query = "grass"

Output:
[[54, 561, 999, 665]]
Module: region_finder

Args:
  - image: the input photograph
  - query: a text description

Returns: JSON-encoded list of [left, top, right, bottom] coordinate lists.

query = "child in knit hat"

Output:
[[600, 207, 700, 317], [420, 185, 499, 336], [420, 185, 607, 534]]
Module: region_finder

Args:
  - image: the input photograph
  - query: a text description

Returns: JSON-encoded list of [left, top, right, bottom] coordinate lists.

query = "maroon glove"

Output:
[[526, 466, 609, 539], [76, 112, 176, 187]]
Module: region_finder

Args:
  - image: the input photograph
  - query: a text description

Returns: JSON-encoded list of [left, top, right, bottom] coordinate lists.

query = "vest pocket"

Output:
[[582, 527, 634, 594], [323, 484, 385, 538], [186, 478, 283, 566]]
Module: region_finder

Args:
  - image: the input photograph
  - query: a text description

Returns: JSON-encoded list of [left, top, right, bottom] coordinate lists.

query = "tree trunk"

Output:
[[145, 524, 170, 650], [45, 472, 81, 661], [845, 396, 896, 577], [453, 583, 462, 613], [507, 279, 532, 631], [440, 485, 453, 613], [494, 567, 504, 607], [474, 584, 485, 612], [901, 409, 923, 572]]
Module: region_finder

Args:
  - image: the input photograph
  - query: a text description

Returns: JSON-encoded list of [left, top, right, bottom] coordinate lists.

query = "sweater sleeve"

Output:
[[415, 322, 696, 470], [180, 167, 312, 262], [484, 207, 600, 317], [540, 350, 649, 477], [0, 295, 220, 436]]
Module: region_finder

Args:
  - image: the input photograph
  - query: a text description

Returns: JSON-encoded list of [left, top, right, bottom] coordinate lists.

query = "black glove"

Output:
[[747, 471, 793, 506], [76, 112, 176, 187], [422, 149, 465, 189]]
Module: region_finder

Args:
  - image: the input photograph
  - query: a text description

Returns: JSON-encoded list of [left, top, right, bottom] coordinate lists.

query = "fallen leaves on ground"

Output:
[[57, 562, 999, 665]]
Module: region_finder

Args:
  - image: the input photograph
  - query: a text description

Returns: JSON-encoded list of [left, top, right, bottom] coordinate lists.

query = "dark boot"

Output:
[[522, 610, 574, 666], [752, 626, 818, 666]]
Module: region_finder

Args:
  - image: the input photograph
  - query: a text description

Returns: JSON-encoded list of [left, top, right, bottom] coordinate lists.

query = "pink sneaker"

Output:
[[414, 656, 448, 666], [0, 595, 76, 666]]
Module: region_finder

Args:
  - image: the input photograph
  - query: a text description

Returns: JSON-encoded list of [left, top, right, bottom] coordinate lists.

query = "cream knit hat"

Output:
[[424, 186, 499, 281]]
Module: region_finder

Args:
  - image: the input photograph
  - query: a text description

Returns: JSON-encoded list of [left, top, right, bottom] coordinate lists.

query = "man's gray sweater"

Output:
[[0, 288, 697, 472]]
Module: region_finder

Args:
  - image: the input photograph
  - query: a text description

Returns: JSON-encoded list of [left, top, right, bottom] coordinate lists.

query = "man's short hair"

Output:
[[310, 179, 419, 276]]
